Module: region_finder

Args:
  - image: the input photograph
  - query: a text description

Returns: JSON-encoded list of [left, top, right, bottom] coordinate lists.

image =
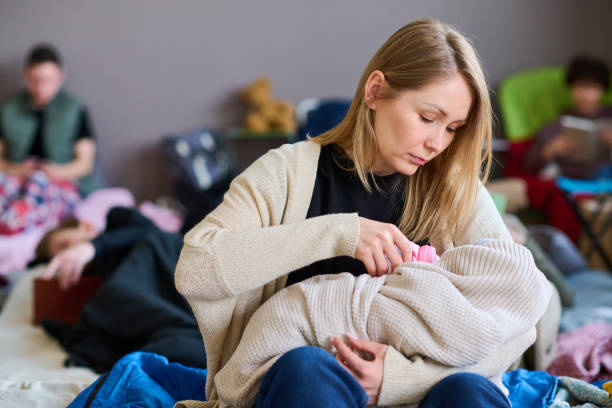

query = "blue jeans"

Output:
[[419, 372, 511, 408], [255, 346, 510, 408], [255, 346, 368, 408]]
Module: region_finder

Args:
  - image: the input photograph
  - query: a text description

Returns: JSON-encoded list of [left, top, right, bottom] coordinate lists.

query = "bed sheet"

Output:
[[560, 270, 612, 333], [0, 266, 98, 407]]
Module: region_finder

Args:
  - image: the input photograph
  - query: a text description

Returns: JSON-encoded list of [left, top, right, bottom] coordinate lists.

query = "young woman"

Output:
[[175, 19, 545, 408]]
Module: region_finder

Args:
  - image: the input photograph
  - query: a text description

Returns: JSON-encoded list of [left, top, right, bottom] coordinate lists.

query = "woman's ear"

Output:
[[364, 70, 386, 110]]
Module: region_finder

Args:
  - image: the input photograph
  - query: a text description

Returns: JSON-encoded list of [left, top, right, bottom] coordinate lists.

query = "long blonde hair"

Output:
[[312, 19, 492, 242]]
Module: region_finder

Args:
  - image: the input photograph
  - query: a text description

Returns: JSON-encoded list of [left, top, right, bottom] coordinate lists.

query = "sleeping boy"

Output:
[[36, 206, 157, 289], [34, 207, 205, 372]]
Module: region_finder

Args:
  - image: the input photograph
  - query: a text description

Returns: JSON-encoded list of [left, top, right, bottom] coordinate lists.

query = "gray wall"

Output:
[[0, 0, 610, 200]]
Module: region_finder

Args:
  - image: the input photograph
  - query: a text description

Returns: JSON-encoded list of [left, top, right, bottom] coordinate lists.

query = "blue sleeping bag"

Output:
[[68, 352, 206, 408]]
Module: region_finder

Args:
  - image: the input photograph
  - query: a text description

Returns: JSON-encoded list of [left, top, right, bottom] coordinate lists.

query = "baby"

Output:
[[213, 239, 552, 408]]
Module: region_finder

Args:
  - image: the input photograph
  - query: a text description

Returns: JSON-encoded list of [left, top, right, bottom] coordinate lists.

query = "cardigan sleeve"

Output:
[[175, 146, 360, 302]]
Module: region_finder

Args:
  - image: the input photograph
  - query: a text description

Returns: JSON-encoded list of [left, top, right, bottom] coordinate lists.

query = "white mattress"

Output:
[[0, 267, 98, 407]]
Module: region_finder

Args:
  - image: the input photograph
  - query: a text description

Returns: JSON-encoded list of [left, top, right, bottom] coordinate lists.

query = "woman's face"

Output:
[[367, 72, 473, 176]]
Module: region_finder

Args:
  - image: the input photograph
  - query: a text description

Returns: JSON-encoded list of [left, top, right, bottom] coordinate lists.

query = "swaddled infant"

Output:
[[214, 239, 551, 408]]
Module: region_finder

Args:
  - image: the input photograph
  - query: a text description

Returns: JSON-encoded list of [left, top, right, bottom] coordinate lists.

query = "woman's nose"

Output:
[[424, 126, 446, 153]]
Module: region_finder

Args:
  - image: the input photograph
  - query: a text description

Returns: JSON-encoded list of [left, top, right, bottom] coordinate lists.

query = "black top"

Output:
[[286, 144, 406, 286], [0, 107, 94, 160]]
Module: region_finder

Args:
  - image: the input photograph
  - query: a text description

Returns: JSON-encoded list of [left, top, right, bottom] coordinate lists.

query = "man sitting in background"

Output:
[[0, 44, 100, 234], [0, 43, 97, 190]]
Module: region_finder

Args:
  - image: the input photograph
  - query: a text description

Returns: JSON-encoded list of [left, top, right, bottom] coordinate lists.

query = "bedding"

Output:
[[67, 352, 206, 408], [546, 270, 612, 383], [66, 354, 611, 408], [503, 369, 612, 408], [560, 270, 612, 333], [0, 266, 98, 407], [548, 322, 612, 382], [510, 222, 612, 382], [550, 377, 612, 407]]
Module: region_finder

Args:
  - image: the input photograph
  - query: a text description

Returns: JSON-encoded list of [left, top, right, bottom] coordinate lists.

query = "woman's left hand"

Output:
[[332, 335, 388, 406]]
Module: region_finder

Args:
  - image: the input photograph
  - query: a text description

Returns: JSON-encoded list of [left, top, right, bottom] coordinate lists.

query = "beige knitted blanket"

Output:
[[214, 239, 552, 407]]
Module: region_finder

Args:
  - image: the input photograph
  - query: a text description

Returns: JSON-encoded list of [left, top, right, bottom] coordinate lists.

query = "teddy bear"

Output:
[[239, 77, 297, 134]]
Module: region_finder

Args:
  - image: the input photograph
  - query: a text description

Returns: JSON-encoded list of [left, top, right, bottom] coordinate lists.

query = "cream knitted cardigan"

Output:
[[215, 239, 552, 407], [175, 141, 540, 408]]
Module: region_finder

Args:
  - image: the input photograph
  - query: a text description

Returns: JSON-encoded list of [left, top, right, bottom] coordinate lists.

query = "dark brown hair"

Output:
[[25, 43, 62, 68], [566, 55, 610, 90], [35, 218, 80, 261]]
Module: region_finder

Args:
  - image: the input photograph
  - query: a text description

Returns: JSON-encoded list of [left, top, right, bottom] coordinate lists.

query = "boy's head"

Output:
[[23, 44, 65, 109], [566, 55, 610, 115], [36, 218, 98, 262]]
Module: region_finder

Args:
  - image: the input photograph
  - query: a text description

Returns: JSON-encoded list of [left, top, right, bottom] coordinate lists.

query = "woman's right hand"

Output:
[[356, 217, 413, 277]]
